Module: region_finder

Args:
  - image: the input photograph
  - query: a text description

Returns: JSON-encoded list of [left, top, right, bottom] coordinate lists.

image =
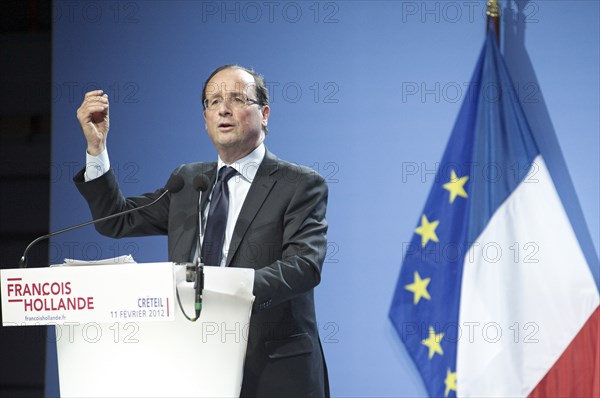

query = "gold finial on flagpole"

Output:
[[486, 0, 500, 18], [486, 0, 500, 42]]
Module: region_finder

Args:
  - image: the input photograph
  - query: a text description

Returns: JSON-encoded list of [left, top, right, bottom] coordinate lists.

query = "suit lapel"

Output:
[[226, 151, 279, 267]]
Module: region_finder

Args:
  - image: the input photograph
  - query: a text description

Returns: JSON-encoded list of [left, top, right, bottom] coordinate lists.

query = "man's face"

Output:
[[203, 68, 270, 163]]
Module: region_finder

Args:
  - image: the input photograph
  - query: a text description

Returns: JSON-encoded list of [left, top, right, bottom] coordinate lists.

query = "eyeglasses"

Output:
[[203, 94, 261, 111]]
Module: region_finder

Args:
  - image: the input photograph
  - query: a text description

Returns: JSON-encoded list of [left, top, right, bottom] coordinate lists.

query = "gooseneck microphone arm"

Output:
[[18, 174, 185, 268], [176, 173, 210, 322], [193, 174, 211, 318], [193, 174, 211, 239]]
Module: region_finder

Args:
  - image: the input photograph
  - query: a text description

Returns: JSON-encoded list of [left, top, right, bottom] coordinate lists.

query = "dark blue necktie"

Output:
[[201, 166, 237, 266]]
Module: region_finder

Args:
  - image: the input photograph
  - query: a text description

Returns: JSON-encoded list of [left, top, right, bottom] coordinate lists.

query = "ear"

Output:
[[203, 109, 208, 130], [261, 105, 270, 128]]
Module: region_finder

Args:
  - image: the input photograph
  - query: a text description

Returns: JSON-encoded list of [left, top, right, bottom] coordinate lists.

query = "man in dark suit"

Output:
[[74, 65, 329, 397]]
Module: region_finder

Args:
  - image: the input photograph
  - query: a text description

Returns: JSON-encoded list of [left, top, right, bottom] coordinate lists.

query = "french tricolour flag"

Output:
[[389, 26, 599, 397]]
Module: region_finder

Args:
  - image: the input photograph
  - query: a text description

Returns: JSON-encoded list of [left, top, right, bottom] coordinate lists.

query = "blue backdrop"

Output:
[[49, 1, 599, 396]]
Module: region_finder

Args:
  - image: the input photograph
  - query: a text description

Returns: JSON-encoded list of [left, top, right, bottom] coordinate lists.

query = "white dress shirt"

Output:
[[84, 149, 111, 182]]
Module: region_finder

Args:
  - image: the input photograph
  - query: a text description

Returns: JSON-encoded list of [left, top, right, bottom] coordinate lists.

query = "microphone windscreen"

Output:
[[165, 174, 185, 193], [193, 175, 210, 192]]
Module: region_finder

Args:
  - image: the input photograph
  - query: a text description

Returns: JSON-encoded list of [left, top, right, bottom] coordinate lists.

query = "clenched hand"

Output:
[[77, 90, 109, 156]]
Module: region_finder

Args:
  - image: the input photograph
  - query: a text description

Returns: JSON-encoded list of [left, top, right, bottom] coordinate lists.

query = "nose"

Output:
[[217, 100, 232, 116]]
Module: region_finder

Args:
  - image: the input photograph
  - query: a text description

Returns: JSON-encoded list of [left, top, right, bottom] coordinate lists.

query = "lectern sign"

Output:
[[1, 263, 175, 326], [1, 262, 254, 397]]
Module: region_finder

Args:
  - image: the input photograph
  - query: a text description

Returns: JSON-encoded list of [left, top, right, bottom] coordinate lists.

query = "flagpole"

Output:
[[486, 0, 500, 42]]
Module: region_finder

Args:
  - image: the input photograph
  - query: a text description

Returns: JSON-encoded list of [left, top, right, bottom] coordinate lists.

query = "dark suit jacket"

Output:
[[74, 150, 329, 397]]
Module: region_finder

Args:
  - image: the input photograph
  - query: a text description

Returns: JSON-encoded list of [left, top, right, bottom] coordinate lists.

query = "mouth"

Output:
[[218, 122, 234, 131]]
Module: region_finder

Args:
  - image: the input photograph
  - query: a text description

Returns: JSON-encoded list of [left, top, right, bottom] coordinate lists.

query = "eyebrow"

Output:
[[206, 91, 246, 98]]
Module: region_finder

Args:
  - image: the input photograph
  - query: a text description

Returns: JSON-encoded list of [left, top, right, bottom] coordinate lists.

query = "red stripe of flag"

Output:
[[529, 306, 600, 398]]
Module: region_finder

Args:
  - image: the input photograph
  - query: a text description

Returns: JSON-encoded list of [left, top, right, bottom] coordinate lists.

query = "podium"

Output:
[[1, 262, 255, 397]]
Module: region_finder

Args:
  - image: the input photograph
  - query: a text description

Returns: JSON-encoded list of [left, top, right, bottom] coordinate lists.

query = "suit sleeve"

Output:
[[73, 167, 176, 238], [253, 171, 328, 311]]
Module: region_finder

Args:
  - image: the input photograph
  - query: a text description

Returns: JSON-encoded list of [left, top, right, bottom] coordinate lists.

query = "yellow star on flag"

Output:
[[421, 326, 444, 359], [415, 214, 440, 247], [444, 368, 457, 397], [405, 271, 431, 304], [442, 169, 469, 203]]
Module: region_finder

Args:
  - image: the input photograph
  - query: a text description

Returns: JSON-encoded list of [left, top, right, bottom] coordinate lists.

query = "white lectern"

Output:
[[1, 262, 255, 397]]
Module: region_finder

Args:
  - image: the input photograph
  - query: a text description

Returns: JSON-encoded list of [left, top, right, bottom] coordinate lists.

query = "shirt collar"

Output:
[[217, 143, 265, 183]]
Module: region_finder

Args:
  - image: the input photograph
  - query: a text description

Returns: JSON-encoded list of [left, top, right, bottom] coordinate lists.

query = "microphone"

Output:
[[193, 174, 210, 192], [18, 174, 185, 268], [193, 174, 211, 237], [192, 174, 210, 319], [177, 173, 210, 322]]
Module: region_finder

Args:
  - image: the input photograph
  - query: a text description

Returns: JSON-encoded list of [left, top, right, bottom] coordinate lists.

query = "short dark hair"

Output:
[[202, 64, 269, 108], [202, 64, 269, 134]]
